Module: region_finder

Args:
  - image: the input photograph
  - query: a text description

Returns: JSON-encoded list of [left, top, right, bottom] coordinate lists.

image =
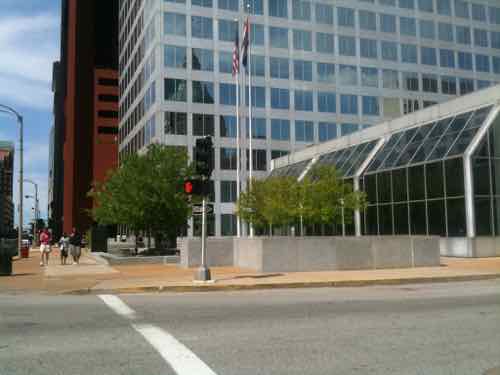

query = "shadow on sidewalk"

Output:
[[217, 273, 284, 281]]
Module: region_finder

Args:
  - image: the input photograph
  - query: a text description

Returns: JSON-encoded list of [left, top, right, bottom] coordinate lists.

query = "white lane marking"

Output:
[[99, 295, 219, 375], [133, 323, 218, 375], [98, 294, 137, 320]]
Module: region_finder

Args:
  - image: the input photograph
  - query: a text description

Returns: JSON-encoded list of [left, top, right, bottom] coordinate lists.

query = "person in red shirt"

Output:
[[39, 228, 52, 266]]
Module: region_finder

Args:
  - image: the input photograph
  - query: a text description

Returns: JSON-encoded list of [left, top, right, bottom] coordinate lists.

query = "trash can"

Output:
[[20, 242, 30, 259], [0, 239, 16, 276]]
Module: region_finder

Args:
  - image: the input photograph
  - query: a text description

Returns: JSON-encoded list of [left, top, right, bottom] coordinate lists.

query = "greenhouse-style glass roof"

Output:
[[268, 158, 312, 178]]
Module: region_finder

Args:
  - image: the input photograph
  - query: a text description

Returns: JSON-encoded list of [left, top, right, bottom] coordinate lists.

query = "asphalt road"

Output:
[[1, 280, 500, 375]]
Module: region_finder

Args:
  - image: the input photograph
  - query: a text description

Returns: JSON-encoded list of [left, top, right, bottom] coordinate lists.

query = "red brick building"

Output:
[[50, 0, 119, 237]]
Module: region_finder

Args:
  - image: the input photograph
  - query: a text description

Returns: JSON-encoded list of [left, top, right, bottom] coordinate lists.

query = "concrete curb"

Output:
[[63, 272, 500, 295]]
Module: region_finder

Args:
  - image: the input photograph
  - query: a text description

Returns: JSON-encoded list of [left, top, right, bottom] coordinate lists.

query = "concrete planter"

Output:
[[234, 236, 440, 272]]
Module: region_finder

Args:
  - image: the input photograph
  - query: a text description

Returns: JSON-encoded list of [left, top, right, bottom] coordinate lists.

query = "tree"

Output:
[[236, 165, 366, 236], [89, 145, 193, 248]]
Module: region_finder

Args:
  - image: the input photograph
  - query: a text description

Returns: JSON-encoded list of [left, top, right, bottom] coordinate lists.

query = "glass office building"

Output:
[[118, 0, 500, 237], [270, 85, 500, 257]]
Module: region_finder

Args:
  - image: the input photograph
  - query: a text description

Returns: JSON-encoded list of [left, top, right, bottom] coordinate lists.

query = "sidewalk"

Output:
[[2, 247, 500, 294]]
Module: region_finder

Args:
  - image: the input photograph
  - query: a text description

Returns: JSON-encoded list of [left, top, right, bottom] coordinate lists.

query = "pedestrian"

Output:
[[59, 233, 70, 265], [39, 228, 52, 267], [69, 228, 82, 265]]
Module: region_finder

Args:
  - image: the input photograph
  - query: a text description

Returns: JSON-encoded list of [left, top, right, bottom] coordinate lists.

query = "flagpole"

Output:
[[235, 47, 241, 238], [245, 12, 254, 238]]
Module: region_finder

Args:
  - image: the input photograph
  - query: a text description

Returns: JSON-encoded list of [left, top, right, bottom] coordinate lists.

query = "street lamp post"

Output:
[[0, 104, 23, 255], [24, 179, 39, 246]]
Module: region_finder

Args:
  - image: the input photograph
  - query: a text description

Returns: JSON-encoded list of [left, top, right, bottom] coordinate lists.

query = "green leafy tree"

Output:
[[89, 145, 193, 248]]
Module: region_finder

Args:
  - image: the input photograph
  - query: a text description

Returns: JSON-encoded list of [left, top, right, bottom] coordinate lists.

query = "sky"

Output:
[[0, 0, 61, 227]]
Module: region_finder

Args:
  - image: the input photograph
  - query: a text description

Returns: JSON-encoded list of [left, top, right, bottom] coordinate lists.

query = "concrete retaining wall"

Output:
[[440, 237, 500, 257], [180, 238, 234, 268], [234, 236, 440, 272]]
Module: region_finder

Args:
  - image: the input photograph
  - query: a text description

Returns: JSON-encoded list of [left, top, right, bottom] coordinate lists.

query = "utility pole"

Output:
[[24, 179, 39, 246]]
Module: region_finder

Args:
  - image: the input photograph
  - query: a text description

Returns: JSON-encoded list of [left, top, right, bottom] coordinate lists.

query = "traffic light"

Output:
[[184, 179, 204, 196], [194, 136, 214, 178]]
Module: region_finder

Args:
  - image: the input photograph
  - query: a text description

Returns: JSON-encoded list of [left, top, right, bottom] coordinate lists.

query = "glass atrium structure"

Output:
[[270, 85, 500, 256]]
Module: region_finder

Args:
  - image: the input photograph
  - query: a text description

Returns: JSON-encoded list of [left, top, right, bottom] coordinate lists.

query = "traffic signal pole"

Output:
[[195, 197, 211, 281]]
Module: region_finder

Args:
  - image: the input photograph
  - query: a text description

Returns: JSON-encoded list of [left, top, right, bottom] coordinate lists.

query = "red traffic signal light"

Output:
[[184, 181, 194, 194]]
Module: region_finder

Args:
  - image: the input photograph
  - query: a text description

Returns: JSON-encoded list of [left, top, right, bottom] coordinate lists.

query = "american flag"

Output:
[[232, 33, 240, 76], [241, 18, 249, 68]]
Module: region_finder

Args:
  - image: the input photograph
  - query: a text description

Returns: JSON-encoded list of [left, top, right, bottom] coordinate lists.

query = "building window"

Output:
[[271, 88, 290, 109], [218, 19, 238, 42], [382, 69, 399, 89], [246, 149, 267, 171], [491, 32, 500, 49], [459, 78, 474, 95], [316, 4, 333, 25], [359, 10, 376, 31], [456, 26, 471, 45], [192, 0, 212, 7], [294, 90, 313, 112], [399, 0, 415, 9], [493, 57, 500, 74], [165, 112, 187, 135], [247, 0, 263, 15], [455, 0, 469, 18], [220, 115, 237, 138], [271, 150, 289, 159], [220, 148, 237, 170], [491, 6, 500, 24], [458, 52, 473, 70], [341, 123, 359, 136], [319, 122, 337, 142], [221, 214, 237, 236], [270, 57, 289, 79], [269, 0, 288, 18], [193, 114, 214, 136], [340, 95, 358, 115], [402, 72, 419, 91], [339, 65, 358, 86], [191, 16, 213, 39], [164, 78, 187, 101], [403, 98, 419, 114], [219, 83, 237, 106], [219, 51, 232, 73], [316, 32, 334, 54], [251, 24, 264, 45], [438, 22, 454, 42], [380, 0, 396, 5], [338, 36, 356, 56], [292, 0, 311, 21], [338, 7, 355, 27], [381, 41, 398, 61], [474, 29, 488, 47], [218, 0, 238, 11], [418, 0, 433, 12], [471, 4, 486, 21], [420, 47, 437, 66], [401, 44, 417, 64], [437, 0, 451, 15], [419, 20, 435, 39], [380, 14, 396, 33], [476, 55, 490, 73], [192, 81, 214, 104], [293, 29, 312, 51], [245, 86, 266, 108], [269, 27, 288, 49], [248, 55, 265, 77], [360, 39, 378, 59], [293, 60, 312, 81], [422, 74, 438, 93], [362, 96, 379, 116], [164, 45, 187, 68], [318, 92, 336, 113], [220, 181, 237, 203], [439, 49, 455, 68], [295, 121, 314, 142], [246, 118, 267, 139], [441, 76, 457, 95], [271, 119, 290, 140], [400, 17, 416, 36], [477, 80, 490, 90], [317, 62, 335, 83], [361, 67, 378, 88], [164, 13, 186, 36], [383, 97, 401, 117], [192, 48, 213, 71]]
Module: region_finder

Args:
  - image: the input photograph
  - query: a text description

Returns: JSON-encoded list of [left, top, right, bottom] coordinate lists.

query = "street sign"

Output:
[[192, 203, 214, 216]]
